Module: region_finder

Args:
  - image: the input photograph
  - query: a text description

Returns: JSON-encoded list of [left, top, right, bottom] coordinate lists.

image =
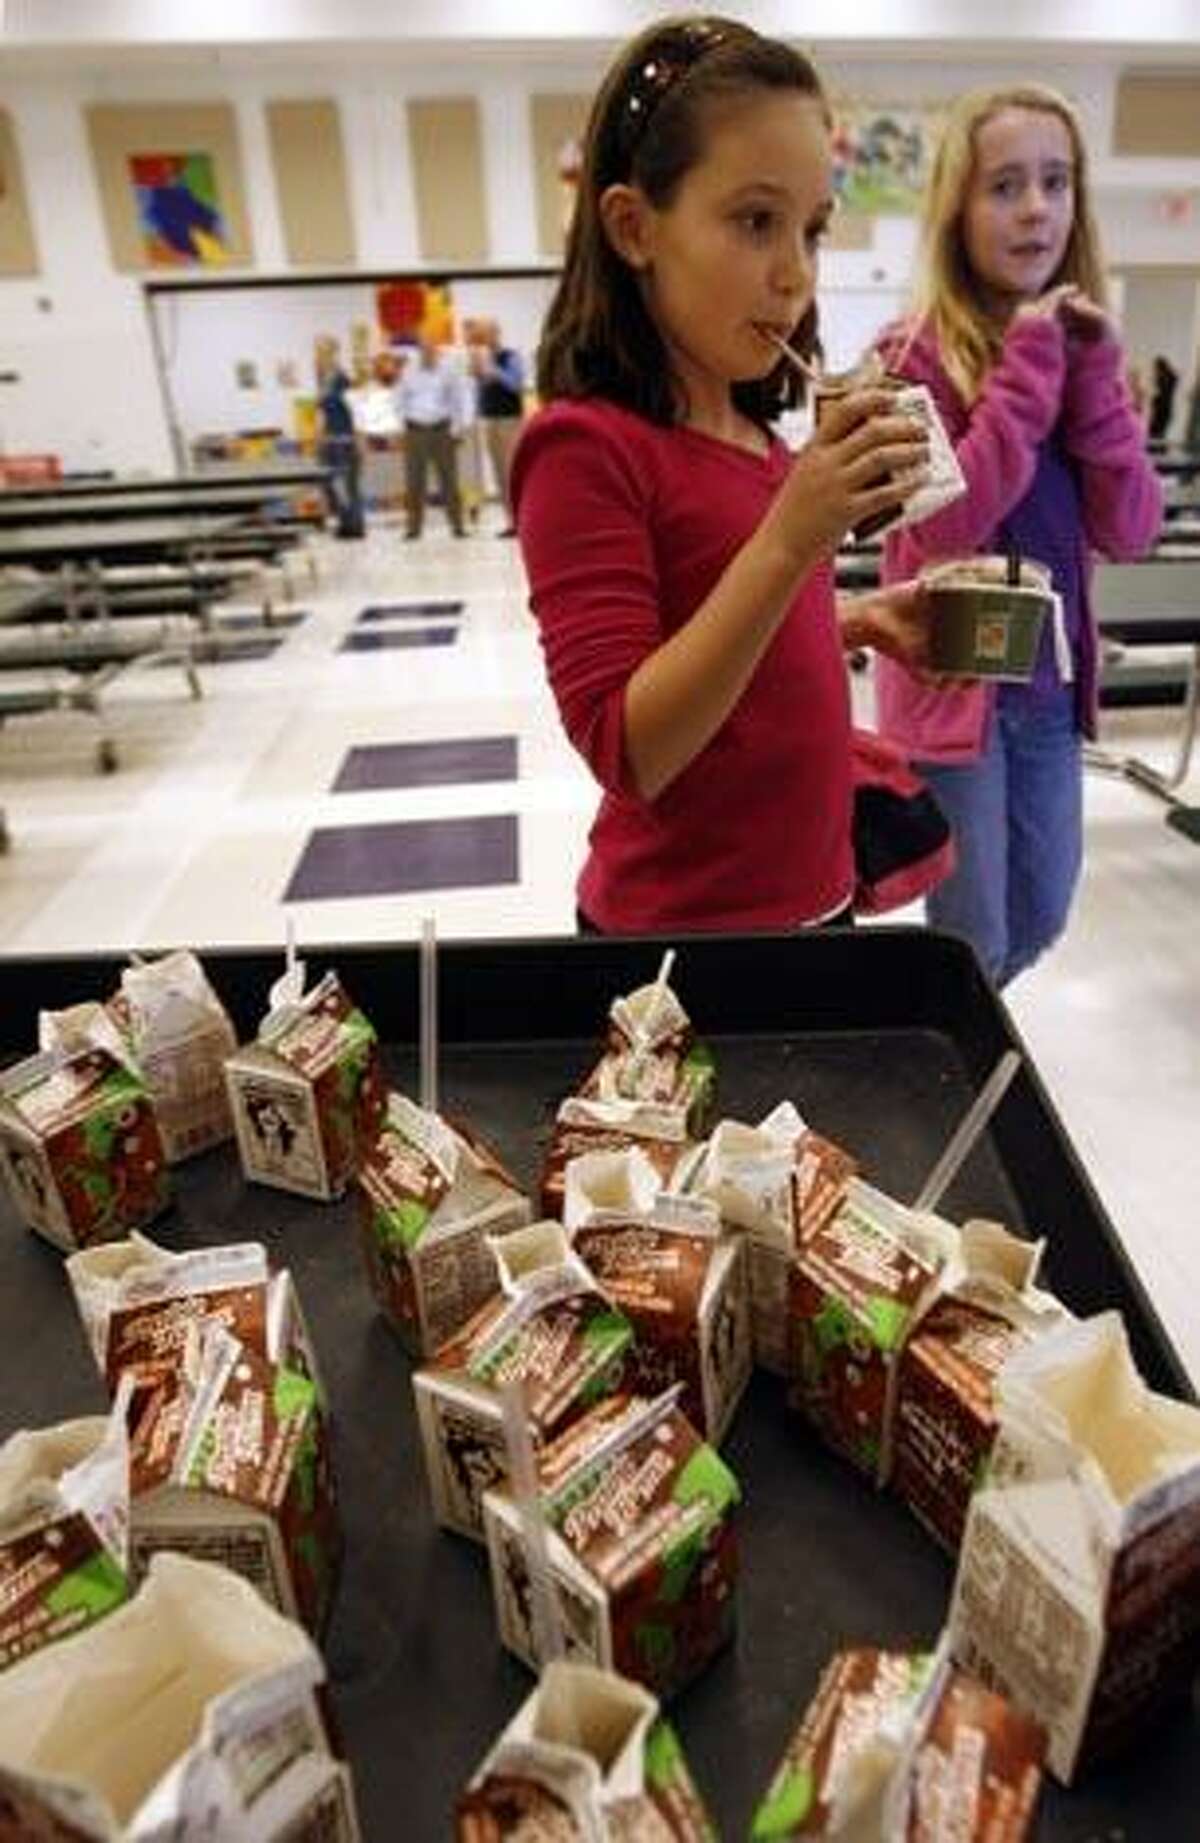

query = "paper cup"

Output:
[[924, 558, 1053, 682]]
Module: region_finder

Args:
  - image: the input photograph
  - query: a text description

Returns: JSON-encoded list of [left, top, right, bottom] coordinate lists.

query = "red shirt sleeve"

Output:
[[512, 406, 662, 799]]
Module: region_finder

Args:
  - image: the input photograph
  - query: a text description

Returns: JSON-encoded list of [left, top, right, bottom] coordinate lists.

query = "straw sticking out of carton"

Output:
[[420, 916, 438, 1118], [913, 1049, 1021, 1214], [759, 326, 821, 381], [500, 1380, 565, 1667]]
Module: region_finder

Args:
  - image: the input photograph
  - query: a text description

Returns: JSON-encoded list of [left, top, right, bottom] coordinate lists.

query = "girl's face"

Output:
[[632, 92, 833, 410], [962, 107, 1076, 306]]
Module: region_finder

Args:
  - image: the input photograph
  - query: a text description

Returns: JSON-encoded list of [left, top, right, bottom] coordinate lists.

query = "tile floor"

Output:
[[2, 512, 1198, 1381]]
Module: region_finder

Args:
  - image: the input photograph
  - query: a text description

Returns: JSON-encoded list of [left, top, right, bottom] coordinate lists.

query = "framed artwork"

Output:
[[830, 103, 940, 216], [86, 103, 252, 272], [129, 152, 229, 266], [376, 279, 456, 347], [0, 110, 38, 275]]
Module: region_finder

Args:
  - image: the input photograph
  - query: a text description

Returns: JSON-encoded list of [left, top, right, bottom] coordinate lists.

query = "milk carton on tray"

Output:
[[541, 1094, 691, 1220], [678, 1102, 856, 1375], [565, 1147, 752, 1444], [483, 1387, 740, 1701], [751, 1644, 1044, 1840], [0, 1397, 130, 1673], [0, 1047, 168, 1252], [0, 1552, 361, 1842], [578, 971, 715, 1136], [457, 1659, 717, 1841], [225, 968, 384, 1201], [357, 1090, 530, 1359], [948, 1311, 1200, 1782], [414, 1221, 635, 1542]]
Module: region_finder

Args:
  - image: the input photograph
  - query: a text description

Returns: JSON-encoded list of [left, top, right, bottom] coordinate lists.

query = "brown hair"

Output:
[[537, 15, 827, 426], [914, 85, 1108, 403]]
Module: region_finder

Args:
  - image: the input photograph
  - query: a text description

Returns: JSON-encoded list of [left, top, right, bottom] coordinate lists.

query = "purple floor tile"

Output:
[[357, 601, 463, 622], [282, 814, 519, 901], [332, 736, 517, 793], [339, 626, 457, 653]]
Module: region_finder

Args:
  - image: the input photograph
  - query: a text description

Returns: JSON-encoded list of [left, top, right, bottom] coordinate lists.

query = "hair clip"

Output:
[[614, 21, 728, 162]]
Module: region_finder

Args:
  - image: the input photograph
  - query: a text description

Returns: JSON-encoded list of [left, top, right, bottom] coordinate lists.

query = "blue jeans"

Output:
[[915, 688, 1082, 987]]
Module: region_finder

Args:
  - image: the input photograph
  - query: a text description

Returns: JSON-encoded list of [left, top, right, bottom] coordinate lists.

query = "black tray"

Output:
[[0, 929, 1195, 1841]]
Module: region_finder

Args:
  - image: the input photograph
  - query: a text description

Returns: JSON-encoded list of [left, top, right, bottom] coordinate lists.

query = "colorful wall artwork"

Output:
[[129, 152, 230, 265], [375, 280, 456, 347], [830, 104, 938, 216]]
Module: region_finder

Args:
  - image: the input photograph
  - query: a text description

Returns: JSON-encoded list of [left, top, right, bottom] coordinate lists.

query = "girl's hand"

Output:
[[1056, 288, 1116, 346], [766, 389, 931, 563], [841, 581, 935, 672], [1014, 282, 1077, 326]]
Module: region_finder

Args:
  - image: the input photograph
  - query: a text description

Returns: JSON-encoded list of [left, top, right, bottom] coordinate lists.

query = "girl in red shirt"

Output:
[[514, 15, 936, 934]]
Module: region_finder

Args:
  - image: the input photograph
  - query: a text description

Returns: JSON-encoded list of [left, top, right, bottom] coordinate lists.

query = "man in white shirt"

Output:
[[395, 336, 467, 539]]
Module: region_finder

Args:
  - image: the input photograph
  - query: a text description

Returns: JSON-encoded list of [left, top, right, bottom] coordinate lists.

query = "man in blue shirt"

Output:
[[395, 336, 467, 539], [468, 318, 525, 538]]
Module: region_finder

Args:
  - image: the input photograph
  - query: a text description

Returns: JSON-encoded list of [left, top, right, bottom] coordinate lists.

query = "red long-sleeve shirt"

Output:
[[512, 396, 853, 933]]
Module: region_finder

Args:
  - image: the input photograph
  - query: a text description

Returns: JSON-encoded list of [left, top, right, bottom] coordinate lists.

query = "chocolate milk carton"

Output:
[[41, 951, 237, 1164], [0, 1551, 361, 1841], [677, 1103, 857, 1375], [948, 1311, 1200, 1782], [578, 972, 715, 1135], [65, 1232, 324, 1406], [0, 1395, 130, 1672], [565, 1147, 752, 1444], [541, 1095, 691, 1220], [751, 1644, 1044, 1840], [891, 1221, 1068, 1553], [483, 1388, 740, 1701], [356, 1091, 530, 1359], [414, 1221, 636, 1542], [789, 1180, 954, 1485], [127, 1316, 341, 1637], [225, 968, 384, 1201], [0, 1047, 168, 1252], [457, 1660, 717, 1840]]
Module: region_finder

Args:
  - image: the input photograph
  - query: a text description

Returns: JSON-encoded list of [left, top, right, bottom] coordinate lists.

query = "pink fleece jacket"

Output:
[[874, 313, 1163, 761]]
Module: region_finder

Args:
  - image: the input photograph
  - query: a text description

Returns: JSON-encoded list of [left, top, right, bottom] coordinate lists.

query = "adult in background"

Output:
[[314, 334, 365, 539], [1148, 354, 1179, 444], [469, 318, 526, 536], [396, 334, 467, 539]]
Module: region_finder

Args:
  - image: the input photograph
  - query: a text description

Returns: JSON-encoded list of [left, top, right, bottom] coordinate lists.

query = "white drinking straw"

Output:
[[644, 947, 676, 1042], [912, 1049, 1021, 1214], [419, 915, 438, 1117], [500, 1380, 565, 1667], [760, 326, 821, 382]]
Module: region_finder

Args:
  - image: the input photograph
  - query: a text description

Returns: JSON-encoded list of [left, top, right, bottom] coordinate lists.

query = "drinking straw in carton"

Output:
[[578, 951, 715, 1132]]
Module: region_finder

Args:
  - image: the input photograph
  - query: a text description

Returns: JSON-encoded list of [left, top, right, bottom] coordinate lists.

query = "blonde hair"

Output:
[[912, 85, 1107, 403]]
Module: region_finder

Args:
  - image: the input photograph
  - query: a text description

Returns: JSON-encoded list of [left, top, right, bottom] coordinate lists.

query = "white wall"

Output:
[[3, 46, 1199, 473]]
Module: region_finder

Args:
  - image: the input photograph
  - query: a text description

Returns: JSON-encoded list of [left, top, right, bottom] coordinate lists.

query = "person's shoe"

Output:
[[495, 525, 516, 538], [452, 528, 467, 538], [404, 531, 420, 541]]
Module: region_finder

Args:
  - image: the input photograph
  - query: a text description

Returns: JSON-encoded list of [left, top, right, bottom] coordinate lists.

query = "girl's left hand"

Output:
[[1055, 287, 1116, 347], [842, 582, 934, 672]]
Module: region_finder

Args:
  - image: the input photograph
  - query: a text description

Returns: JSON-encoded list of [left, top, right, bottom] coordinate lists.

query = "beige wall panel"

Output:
[[1114, 73, 1200, 157], [530, 93, 590, 258], [826, 212, 873, 252], [0, 110, 38, 275], [266, 99, 355, 267], [85, 102, 252, 271], [406, 97, 488, 264]]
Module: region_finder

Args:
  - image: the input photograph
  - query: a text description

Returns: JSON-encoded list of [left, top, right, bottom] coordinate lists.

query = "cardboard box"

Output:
[[356, 1091, 530, 1359], [0, 1047, 168, 1253], [0, 1398, 129, 1673], [788, 1180, 953, 1485], [483, 1388, 740, 1701], [0, 1551, 360, 1841], [225, 969, 384, 1201], [577, 973, 715, 1137], [564, 1150, 752, 1445], [415, 1223, 636, 1542], [678, 1103, 857, 1375], [457, 1659, 716, 1840], [891, 1223, 1066, 1553], [752, 1645, 1044, 1839], [948, 1312, 1200, 1783]]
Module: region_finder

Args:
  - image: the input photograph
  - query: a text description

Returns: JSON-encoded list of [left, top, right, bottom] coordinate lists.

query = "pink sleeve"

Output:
[[512, 412, 660, 798], [1061, 337, 1163, 560], [882, 316, 1067, 579]]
